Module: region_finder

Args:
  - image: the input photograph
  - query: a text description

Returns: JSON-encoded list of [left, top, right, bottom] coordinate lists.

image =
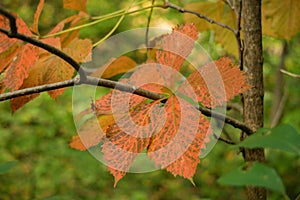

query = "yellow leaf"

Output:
[[262, 0, 300, 40], [91, 56, 137, 79], [63, 0, 87, 13], [184, 1, 239, 57]]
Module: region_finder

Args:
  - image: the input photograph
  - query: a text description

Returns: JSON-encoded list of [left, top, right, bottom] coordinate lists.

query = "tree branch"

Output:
[[280, 69, 300, 78], [213, 133, 236, 145], [198, 106, 253, 134], [0, 7, 87, 81], [163, 0, 236, 33], [0, 5, 253, 136], [0, 74, 253, 135]]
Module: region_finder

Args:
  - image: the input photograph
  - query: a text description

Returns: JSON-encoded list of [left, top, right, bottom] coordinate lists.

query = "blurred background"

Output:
[[0, 0, 299, 199]]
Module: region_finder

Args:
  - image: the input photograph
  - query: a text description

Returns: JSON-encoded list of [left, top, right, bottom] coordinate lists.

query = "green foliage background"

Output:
[[0, 0, 299, 199]]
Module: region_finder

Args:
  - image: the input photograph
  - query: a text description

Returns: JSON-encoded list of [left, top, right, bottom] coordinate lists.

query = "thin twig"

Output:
[[0, 8, 87, 81], [145, 0, 155, 48], [213, 133, 236, 145], [198, 106, 253, 135], [0, 79, 77, 101], [163, 0, 236, 33], [280, 69, 300, 78]]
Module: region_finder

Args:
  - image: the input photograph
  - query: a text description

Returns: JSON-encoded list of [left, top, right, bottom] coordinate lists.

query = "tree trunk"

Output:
[[241, 0, 266, 199]]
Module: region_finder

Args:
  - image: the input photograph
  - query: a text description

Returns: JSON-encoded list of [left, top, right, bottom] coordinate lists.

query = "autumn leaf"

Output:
[[31, 0, 45, 35], [70, 115, 115, 151], [3, 44, 39, 92], [102, 100, 163, 186], [183, 1, 238, 57], [156, 24, 198, 71], [71, 24, 249, 187], [91, 56, 137, 79], [0, 14, 39, 92], [10, 38, 92, 112], [178, 57, 250, 108], [63, 0, 87, 13], [46, 12, 88, 47], [0, 13, 33, 52], [262, 0, 300, 40], [0, 45, 20, 74]]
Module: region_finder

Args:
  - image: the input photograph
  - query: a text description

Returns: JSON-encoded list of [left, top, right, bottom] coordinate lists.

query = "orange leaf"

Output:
[[178, 57, 250, 108], [70, 115, 114, 151], [102, 100, 162, 186], [91, 56, 137, 79], [147, 96, 206, 175], [3, 44, 39, 91], [165, 114, 211, 179], [156, 24, 198, 71], [10, 38, 92, 112], [108, 167, 126, 188], [0, 45, 20, 74], [0, 13, 32, 52], [63, 0, 87, 13], [0, 14, 39, 92], [31, 0, 45, 34], [70, 24, 249, 186]]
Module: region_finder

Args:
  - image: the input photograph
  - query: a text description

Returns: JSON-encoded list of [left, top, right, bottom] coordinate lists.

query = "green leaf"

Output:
[[237, 124, 300, 156], [0, 160, 18, 174], [218, 162, 286, 195]]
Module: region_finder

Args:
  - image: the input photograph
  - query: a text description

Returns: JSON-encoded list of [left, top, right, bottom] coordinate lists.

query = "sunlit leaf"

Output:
[[178, 57, 250, 108], [156, 23, 198, 71], [91, 56, 137, 79], [184, 1, 238, 57]]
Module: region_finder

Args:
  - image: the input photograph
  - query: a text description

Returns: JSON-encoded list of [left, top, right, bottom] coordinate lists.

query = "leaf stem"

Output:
[[43, 3, 164, 39], [92, 0, 136, 47]]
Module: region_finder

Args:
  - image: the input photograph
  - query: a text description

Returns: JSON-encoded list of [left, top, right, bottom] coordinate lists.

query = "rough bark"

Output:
[[241, 0, 266, 199]]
